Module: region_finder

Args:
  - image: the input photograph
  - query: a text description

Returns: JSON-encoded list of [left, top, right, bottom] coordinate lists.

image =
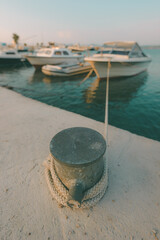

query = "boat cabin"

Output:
[[36, 48, 73, 57], [0, 49, 18, 55], [0, 49, 22, 59], [96, 42, 147, 58]]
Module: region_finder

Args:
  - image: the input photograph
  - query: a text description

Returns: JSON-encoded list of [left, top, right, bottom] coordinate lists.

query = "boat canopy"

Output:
[[101, 41, 146, 58]]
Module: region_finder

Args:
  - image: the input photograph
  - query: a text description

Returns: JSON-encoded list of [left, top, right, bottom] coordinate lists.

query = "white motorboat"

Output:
[[42, 62, 92, 77], [0, 49, 26, 66], [26, 47, 84, 69], [85, 42, 151, 79]]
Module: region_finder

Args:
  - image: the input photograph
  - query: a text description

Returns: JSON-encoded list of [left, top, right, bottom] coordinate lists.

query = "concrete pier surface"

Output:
[[0, 86, 160, 240]]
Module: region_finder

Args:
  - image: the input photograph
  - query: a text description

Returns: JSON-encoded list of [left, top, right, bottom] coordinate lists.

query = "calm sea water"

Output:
[[0, 49, 160, 141]]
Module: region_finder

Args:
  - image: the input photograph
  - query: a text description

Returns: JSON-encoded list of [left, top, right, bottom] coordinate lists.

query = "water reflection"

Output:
[[29, 69, 90, 85], [0, 62, 31, 73], [84, 72, 148, 104]]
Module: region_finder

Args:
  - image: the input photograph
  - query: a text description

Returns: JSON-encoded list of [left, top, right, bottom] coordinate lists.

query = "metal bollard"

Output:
[[50, 127, 106, 205]]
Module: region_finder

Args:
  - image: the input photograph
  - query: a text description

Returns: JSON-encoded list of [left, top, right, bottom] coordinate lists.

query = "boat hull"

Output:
[[26, 56, 83, 68], [86, 59, 151, 79], [42, 64, 92, 77], [0, 58, 25, 67]]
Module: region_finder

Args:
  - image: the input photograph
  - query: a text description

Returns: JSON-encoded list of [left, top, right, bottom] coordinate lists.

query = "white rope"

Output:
[[104, 59, 111, 140], [44, 154, 108, 209]]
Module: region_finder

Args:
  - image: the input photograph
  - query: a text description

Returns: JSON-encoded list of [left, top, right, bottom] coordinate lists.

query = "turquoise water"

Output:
[[0, 49, 160, 141]]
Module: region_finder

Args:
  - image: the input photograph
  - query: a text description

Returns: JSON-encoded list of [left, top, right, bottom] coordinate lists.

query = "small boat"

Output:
[[26, 47, 84, 69], [85, 41, 151, 79], [0, 49, 26, 66], [68, 44, 88, 52], [42, 62, 92, 77]]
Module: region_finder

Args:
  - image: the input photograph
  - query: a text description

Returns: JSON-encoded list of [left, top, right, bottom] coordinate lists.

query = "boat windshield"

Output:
[[63, 51, 69, 55], [54, 51, 62, 55], [97, 50, 110, 54], [111, 50, 129, 55], [102, 42, 147, 58], [96, 50, 129, 56]]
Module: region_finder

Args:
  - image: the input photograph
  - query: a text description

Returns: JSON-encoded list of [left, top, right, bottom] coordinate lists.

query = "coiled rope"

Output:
[[44, 154, 108, 209]]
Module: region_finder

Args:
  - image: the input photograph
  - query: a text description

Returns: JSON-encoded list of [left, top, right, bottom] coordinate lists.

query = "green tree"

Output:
[[12, 33, 19, 45]]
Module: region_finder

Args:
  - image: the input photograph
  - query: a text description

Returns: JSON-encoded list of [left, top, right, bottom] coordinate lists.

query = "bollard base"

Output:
[[44, 153, 108, 209]]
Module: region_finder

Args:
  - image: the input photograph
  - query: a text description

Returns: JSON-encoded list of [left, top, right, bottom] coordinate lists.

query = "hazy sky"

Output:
[[0, 0, 160, 45]]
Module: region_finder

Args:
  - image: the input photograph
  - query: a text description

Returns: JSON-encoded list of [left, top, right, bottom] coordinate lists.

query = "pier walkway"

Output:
[[0, 87, 160, 240]]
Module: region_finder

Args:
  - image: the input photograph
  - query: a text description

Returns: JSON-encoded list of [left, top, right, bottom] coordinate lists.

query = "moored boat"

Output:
[[85, 41, 151, 79], [0, 49, 26, 67], [41, 62, 92, 77], [26, 47, 84, 69]]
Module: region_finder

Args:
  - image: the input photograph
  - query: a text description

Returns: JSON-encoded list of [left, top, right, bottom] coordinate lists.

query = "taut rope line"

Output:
[[43, 60, 111, 209], [104, 59, 111, 140]]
